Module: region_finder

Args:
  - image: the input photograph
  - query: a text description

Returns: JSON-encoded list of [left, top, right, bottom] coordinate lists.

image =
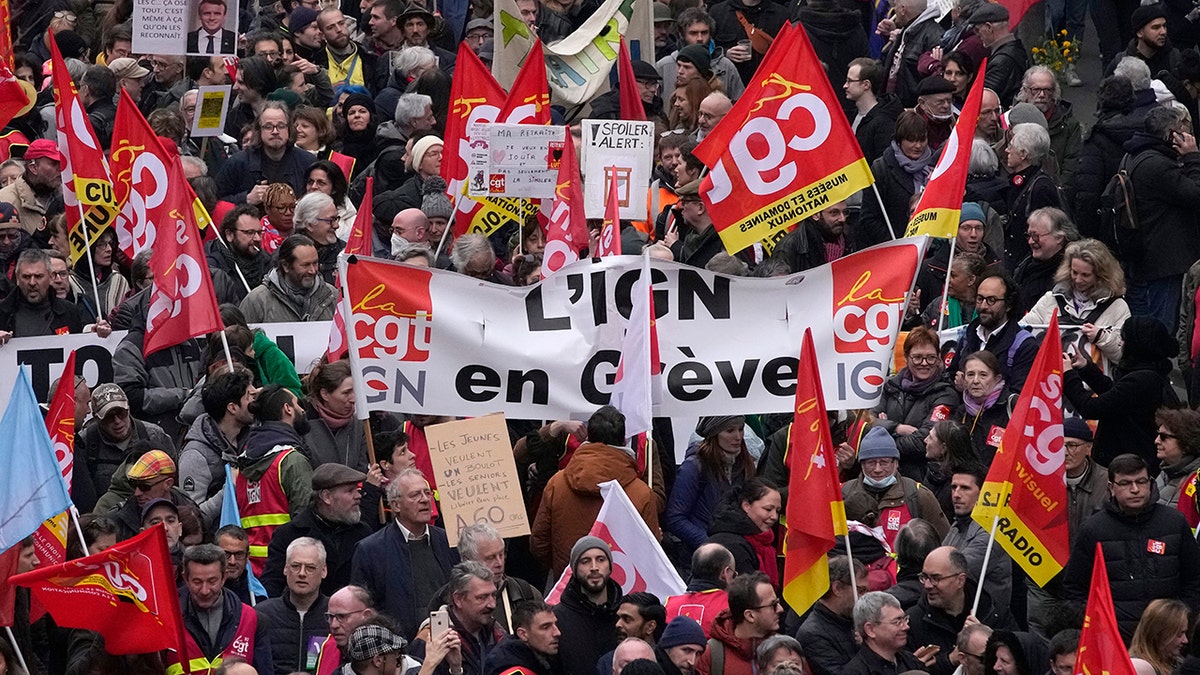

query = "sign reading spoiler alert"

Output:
[[338, 238, 925, 419]]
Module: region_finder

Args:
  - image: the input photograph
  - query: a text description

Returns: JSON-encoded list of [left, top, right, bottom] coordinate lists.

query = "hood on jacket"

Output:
[[707, 498, 760, 537], [1047, 98, 1075, 129], [563, 443, 640, 497], [1124, 131, 1175, 156], [185, 413, 240, 463], [238, 421, 305, 478], [985, 631, 1048, 675], [708, 610, 759, 660]]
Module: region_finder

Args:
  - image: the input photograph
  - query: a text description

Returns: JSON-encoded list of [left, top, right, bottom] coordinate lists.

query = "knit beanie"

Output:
[[695, 415, 745, 438], [659, 617, 707, 649], [676, 44, 712, 78], [421, 176, 453, 220], [856, 426, 899, 461], [959, 202, 985, 225], [410, 135, 444, 172], [570, 536, 612, 571], [1131, 3, 1168, 32]]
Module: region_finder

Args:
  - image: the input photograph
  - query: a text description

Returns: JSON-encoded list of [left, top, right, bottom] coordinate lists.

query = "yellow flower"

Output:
[[1067, 57, 1074, 62], [1063, 40, 1071, 47], [1060, 29, 1068, 35]]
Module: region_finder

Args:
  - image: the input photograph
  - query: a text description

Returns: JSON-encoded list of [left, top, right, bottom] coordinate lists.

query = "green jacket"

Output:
[[253, 329, 303, 397]]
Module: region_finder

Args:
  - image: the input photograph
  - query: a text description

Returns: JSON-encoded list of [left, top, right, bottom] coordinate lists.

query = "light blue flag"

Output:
[[221, 465, 268, 600], [0, 368, 74, 552]]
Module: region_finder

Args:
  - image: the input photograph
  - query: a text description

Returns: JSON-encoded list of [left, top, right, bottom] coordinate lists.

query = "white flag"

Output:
[[546, 480, 684, 603], [610, 254, 659, 438]]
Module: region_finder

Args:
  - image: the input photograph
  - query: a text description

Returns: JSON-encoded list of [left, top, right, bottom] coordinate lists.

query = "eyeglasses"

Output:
[[976, 295, 1004, 307], [1064, 440, 1090, 451], [875, 615, 910, 627], [844, 78, 867, 84], [1026, 230, 1049, 241], [50, 270, 70, 278], [261, 123, 289, 132], [54, 11, 77, 21], [325, 608, 369, 624], [269, 203, 296, 212], [750, 599, 782, 610], [960, 651, 985, 662], [918, 572, 962, 585], [698, 111, 726, 121], [908, 354, 939, 364], [236, 228, 265, 236], [131, 476, 172, 492], [223, 549, 249, 560], [316, 216, 339, 225], [1157, 431, 1178, 441], [1111, 477, 1151, 489], [1023, 86, 1055, 95]]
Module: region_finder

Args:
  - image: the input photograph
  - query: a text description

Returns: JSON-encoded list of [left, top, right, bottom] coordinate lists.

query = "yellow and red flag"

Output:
[[1075, 543, 1138, 675], [328, 176, 375, 362], [50, 37, 118, 265], [905, 59, 988, 238], [971, 311, 1069, 587], [782, 328, 848, 615], [694, 25, 872, 254]]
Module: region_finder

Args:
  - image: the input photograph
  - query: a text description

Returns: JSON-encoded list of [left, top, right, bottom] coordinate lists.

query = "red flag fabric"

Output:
[[498, 40, 551, 125], [10, 526, 186, 656], [694, 23, 872, 254], [598, 166, 621, 256], [782, 329, 848, 615], [997, 0, 1038, 28], [110, 89, 172, 260], [32, 351, 77, 572], [905, 60, 988, 238], [1075, 543, 1138, 675], [0, 0, 14, 70], [0, 545, 20, 627], [143, 156, 225, 357], [971, 311, 1069, 587], [328, 177, 374, 362], [617, 38, 646, 122], [542, 128, 589, 277], [50, 37, 118, 265], [0, 61, 28, 133]]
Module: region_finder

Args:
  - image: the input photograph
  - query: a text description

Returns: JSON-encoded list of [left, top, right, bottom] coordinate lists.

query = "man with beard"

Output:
[[255, 537, 332, 673], [216, 102, 316, 204], [945, 274, 1038, 396], [180, 368, 258, 528], [0, 139, 61, 233], [486, 600, 563, 675], [235, 384, 316, 577], [1014, 67, 1082, 188], [655, 617, 707, 675], [553, 537, 622, 675], [206, 204, 274, 302], [317, 8, 383, 92], [261, 463, 373, 597], [239, 233, 337, 322], [695, 573, 782, 675], [769, 201, 855, 273], [352, 468, 459, 639], [79, 384, 177, 514], [410, 562, 505, 675]]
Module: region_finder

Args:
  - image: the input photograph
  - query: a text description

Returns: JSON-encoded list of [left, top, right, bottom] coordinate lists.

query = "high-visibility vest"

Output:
[[235, 450, 294, 576], [166, 604, 257, 675], [664, 588, 728, 637]]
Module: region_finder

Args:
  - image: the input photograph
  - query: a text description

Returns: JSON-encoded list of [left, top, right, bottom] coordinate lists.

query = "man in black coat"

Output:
[[970, 4, 1027, 106], [79, 66, 118, 151], [255, 536, 331, 673], [553, 536, 621, 675], [770, 201, 858, 272], [946, 274, 1038, 396], [845, 58, 903, 165], [484, 600, 563, 675], [216, 102, 316, 203], [795, 556, 866, 675], [670, 180, 724, 269], [1062, 453, 1200, 640], [0, 248, 86, 340], [262, 463, 373, 598], [205, 205, 274, 302]]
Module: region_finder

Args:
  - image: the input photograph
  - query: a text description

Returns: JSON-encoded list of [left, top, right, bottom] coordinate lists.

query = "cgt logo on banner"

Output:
[[695, 25, 873, 255], [338, 239, 924, 419]]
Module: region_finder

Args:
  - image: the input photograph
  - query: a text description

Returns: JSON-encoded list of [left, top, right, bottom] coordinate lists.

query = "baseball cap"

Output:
[[109, 57, 150, 81], [140, 497, 179, 523], [25, 139, 63, 164], [127, 450, 177, 480], [91, 383, 130, 419], [466, 17, 492, 34], [311, 463, 367, 491], [348, 625, 408, 660]]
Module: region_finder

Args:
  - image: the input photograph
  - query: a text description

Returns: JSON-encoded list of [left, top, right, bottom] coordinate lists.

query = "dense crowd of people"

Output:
[[6, 0, 1200, 672]]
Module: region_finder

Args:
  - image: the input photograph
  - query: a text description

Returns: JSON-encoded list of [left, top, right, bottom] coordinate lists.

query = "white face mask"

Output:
[[391, 233, 410, 257], [863, 473, 898, 489]]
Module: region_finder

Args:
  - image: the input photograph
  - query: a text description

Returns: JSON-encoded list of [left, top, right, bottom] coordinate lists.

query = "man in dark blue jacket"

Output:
[[255, 536, 331, 673], [215, 101, 316, 204]]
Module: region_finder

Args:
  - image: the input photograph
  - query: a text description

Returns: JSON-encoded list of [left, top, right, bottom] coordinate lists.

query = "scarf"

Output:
[[899, 366, 942, 394], [746, 529, 778, 586], [275, 269, 315, 315], [312, 398, 354, 431], [962, 379, 1005, 417], [891, 141, 935, 193]]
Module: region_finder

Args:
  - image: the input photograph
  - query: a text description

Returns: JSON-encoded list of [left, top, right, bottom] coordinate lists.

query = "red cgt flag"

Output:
[[499, 39, 551, 125], [1075, 543, 1138, 675], [542, 128, 589, 277], [10, 525, 186, 655], [782, 328, 848, 615], [143, 156, 225, 357], [695, 24, 873, 254], [31, 351, 78, 577], [905, 59, 988, 238], [110, 88, 172, 260], [598, 166, 621, 256], [328, 177, 375, 362], [617, 37, 646, 122]]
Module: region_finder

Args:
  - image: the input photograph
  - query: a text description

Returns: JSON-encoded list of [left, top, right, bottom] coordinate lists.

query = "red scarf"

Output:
[[747, 529, 778, 586], [313, 399, 354, 431]]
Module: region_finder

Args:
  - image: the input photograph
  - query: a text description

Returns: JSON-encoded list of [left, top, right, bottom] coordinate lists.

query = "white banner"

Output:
[[340, 238, 927, 419], [581, 119, 654, 219], [0, 322, 331, 411]]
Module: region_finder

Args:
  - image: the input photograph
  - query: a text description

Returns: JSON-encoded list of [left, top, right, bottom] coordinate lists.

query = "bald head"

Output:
[[613, 638, 657, 675], [392, 208, 430, 245], [698, 92, 732, 136], [921, 546, 968, 613]]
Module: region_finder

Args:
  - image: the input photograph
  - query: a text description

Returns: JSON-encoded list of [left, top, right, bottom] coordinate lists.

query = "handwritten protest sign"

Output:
[[424, 414, 530, 546], [466, 123, 565, 199], [581, 120, 653, 219]]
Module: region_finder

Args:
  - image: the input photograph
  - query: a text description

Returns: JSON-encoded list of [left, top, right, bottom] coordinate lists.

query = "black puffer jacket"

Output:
[[705, 500, 766, 578], [1123, 132, 1200, 281], [854, 94, 903, 166], [1062, 485, 1200, 641], [795, 2, 868, 119], [1069, 111, 1140, 241], [1064, 361, 1173, 468], [553, 577, 620, 675], [795, 602, 856, 675], [484, 635, 559, 675], [905, 581, 1016, 675], [955, 394, 1013, 466], [253, 592, 330, 674], [872, 371, 958, 481]]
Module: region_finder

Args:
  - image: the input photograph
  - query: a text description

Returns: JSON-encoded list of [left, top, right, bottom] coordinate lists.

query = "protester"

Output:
[[795, 556, 868, 675], [843, 592, 928, 675], [484, 600, 561, 675], [695, 572, 782, 675], [1129, 598, 1190, 675], [954, 351, 1014, 463], [665, 415, 754, 553], [873, 328, 958, 481], [664, 543, 735, 636], [175, 543, 273, 673], [703, 478, 782, 583], [254, 537, 332, 673], [554, 536, 622, 675], [842, 426, 950, 547]]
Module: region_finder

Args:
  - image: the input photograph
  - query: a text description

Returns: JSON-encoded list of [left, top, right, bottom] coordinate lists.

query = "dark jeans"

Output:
[[1092, 0, 1140, 65], [1128, 274, 1184, 333]]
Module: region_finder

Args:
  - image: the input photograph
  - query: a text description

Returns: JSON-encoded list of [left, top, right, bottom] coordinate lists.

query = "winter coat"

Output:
[[842, 645, 926, 675], [886, 569, 924, 610], [1012, 251, 1063, 317], [373, 173, 425, 229], [531, 442, 660, 573], [70, 267, 129, 323], [769, 220, 859, 272], [943, 515, 1012, 609], [205, 238, 273, 303], [871, 370, 958, 481], [261, 506, 371, 598], [664, 453, 734, 551], [178, 413, 242, 527], [484, 635, 561, 675], [1104, 39, 1183, 79], [239, 268, 337, 323], [1067, 458, 1109, 546], [351, 522, 459, 640], [981, 36, 1028, 106], [1048, 101, 1083, 191], [704, 500, 773, 579], [1070, 111, 1141, 241], [707, 0, 790, 86], [795, 4, 868, 117], [854, 94, 903, 166], [861, 149, 924, 243], [254, 592, 330, 675], [178, 587, 274, 674], [795, 602, 857, 675], [80, 419, 177, 515], [553, 577, 621, 675], [904, 581, 1016, 675], [107, 486, 202, 541], [1022, 286, 1130, 363], [300, 407, 400, 473], [237, 421, 316, 518], [1123, 133, 1200, 281], [1062, 487, 1200, 640], [954, 394, 1012, 466], [655, 47, 746, 102], [112, 326, 204, 440], [1002, 166, 1063, 270], [671, 224, 725, 269], [1156, 454, 1200, 508], [1064, 360, 1172, 468], [215, 145, 316, 204], [842, 475, 951, 541], [409, 606, 506, 675], [880, 16, 943, 107], [947, 319, 1039, 397], [695, 611, 760, 675], [0, 290, 85, 336]]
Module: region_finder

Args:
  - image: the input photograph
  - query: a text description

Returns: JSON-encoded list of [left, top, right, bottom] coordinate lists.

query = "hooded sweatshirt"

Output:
[[237, 421, 315, 518]]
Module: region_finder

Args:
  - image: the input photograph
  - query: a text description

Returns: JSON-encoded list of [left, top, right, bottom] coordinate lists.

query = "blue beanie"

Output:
[[659, 617, 707, 650], [857, 426, 899, 461], [959, 202, 985, 226]]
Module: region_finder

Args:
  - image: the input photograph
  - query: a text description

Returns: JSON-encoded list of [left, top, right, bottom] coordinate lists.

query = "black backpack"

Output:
[[1099, 152, 1151, 259]]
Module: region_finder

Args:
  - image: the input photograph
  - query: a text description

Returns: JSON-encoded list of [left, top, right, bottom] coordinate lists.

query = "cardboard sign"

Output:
[[581, 119, 653, 219], [190, 85, 232, 138], [424, 414, 530, 546], [466, 123, 565, 199]]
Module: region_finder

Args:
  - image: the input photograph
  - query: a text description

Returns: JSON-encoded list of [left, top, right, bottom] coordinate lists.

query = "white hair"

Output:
[[294, 191, 336, 231]]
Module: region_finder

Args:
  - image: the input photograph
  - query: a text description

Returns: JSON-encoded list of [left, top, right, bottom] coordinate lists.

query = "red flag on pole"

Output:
[[1075, 543, 1138, 675], [694, 23, 872, 254], [31, 351, 78, 574], [50, 37, 118, 266], [598, 166, 621, 256], [143, 156, 225, 357], [617, 38, 647, 122], [782, 329, 849, 614], [110, 89, 173, 260], [971, 311, 1069, 587], [0, 545, 20, 627], [328, 177, 375, 361], [498, 39, 551, 125], [0, 61, 28, 133], [542, 129, 589, 277], [905, 60, 988, 238], [10, 526, 187, 656]]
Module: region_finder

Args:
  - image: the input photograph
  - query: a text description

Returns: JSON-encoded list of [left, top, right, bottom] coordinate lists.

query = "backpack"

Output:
[[1099, 152, 1151, 260]]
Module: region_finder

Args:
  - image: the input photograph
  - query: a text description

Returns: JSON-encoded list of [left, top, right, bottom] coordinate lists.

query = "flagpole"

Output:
[[844, 531, 859, 603], [218, 327, 235, 374], [362, 416, 384, 524], [77, 210, 105, 321], [434, 210, 456, 261], [870, 184, 898, 241], [68, 505, 88, 556], [971, 513, 1001, 616], [3, 626, 29, 675], [936, 237, 956, 333], [645, 437, 653, 491]]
